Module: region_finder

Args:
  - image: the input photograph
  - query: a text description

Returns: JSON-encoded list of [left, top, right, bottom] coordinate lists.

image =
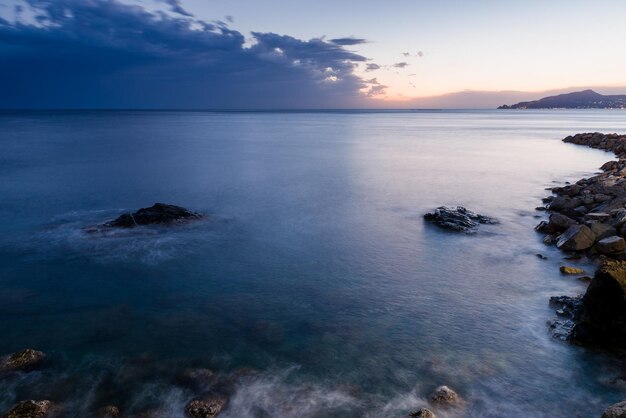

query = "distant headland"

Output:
[[498, 89, 626, 109]]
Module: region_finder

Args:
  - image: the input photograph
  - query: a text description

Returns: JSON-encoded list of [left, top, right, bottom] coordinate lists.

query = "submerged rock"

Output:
[[184, 394, 227, 418], [0, 349, 45, 372], [429, 385, 460, 407], [602, 400, 626, 418], [2, 400, 54, 418], [423, 206, 497, 233], [408, 408, 436, 418], [556, 224, 596, 251], [574, 259, 626, 347], [90, 203, 202, 231]]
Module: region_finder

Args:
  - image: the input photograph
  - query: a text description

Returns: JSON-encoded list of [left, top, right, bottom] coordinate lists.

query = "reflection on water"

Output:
[[1, 110, 626, 417]]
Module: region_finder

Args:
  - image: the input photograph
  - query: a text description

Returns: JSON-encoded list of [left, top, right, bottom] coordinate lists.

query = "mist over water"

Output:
[[1, 110, 626, 417]]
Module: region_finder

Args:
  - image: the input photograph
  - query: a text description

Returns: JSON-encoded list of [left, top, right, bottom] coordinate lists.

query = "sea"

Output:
[[1, 109, 626, 417]]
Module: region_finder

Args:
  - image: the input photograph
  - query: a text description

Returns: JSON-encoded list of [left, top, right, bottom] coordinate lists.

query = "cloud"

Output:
[[329, 37, 367, 46], [362, 77, 387, 97], [0, 0, 372, 109], [402, 51, 424, 58], [393, 62, 409, 68], [365, 63, 381, 71]]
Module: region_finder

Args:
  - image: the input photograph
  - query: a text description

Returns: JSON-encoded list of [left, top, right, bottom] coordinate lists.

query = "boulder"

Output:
[[409, 408, 436, 418], [589, 222, 617, 241], [2, 400, 54, 418], [560, 266, 584, 275], [429, 386, 460, 407], [92, 203, 202, 230], [184, 394, 227, 418], [585, 212, 611, 222], [602, 400, 626, 418], [556, 224, 596, 251], [0, 349, 45, 372], [573, 260, 626, 347], [596, 236, 626, 254], [423, 206, 497, 233]]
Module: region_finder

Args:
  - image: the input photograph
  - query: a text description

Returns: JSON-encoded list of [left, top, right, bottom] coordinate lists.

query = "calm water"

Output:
[[1, 110, 626, 417]]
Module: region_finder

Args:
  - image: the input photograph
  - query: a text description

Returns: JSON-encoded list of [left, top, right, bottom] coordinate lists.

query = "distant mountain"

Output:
[[498, 89, 626, 109]]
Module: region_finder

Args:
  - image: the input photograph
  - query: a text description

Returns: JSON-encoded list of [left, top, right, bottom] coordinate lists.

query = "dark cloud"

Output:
[[159, 0, 192, 17], [363, 77, 387, 97], [402, 51, 424, 58], [329, 37, 367, 46], [365, 63, 381, 71], [393, 62, 409, 68], [0, 0, 371, 108]]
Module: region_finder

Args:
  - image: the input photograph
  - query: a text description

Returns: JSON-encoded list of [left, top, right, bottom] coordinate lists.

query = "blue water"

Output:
[[1, 110, 626, 417]]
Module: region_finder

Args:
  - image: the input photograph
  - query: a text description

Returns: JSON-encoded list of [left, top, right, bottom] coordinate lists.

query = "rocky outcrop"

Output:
[[88, 203, 202, 231], [0, 349, 45, 372], [424, 206, 497, 233], [602, 400, 626, 418], [408, 408, 436, 418], [429, 386, 460, 407], [1, 400, 55, 418], [572, 260, 626, 347], [184, 394, 227, 418]]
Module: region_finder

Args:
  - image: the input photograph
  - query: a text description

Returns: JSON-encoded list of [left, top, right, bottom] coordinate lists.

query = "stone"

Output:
[[573, 259, 626, 347], [89, 203, 202, 231], [2, 400, 54, 418], [423, 206, 497, 233], [596, 236, 626, 254], [536, 254, 547, 260], [184, 394, 227, 418], [589, 222, 617, 240], [0, 349, 45, 372], [549, 196, 581, 211], [556, 224, 596, 251], [560, 266, 584, 275], [429, 385, 460, 407], [96, 406, 120, 418], [585, 212, 611, 222], [602, 400, 626, 418], [409, 408, 436, 418]]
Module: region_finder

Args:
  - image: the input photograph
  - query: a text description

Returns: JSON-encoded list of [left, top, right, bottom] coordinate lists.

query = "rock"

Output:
[[602, 400, 626, 418], [423, 206, 497, 233], [556, 224, 596, 251], [548, 213, 577, 231], [549, 196, 581, 211], [0, 349, 45, 372], [560, 266, 584, 275], [585, 212, 611, 222], [184, 394, 227, 418], [2, 400, 54, 418], [408, 408, 436, 418], [573, 259, 626, 347], [596, 236, 626, 254], [96, 406, 120, 418], [429, 385, 460, 407], [93, 203, 202, 230], [536, 254, 547, 260], [589, 222, 617, 240]]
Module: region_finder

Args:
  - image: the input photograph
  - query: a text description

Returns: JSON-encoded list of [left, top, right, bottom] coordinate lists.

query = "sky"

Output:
[[1, 0, 625, 109]]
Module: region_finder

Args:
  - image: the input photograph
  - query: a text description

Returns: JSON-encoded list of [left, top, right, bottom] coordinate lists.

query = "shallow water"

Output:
[[1, 109, 626, 417]]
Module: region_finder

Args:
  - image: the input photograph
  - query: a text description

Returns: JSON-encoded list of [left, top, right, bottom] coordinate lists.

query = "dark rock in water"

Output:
[[105, 203, 202, 228], [602, 400, 626, 418], [0, 349, 45, 372], [429, 385, 460, 407], [548, 296, 583, 341], [573, 259, 626, 347], [409, 408, 436, 418], [184, 394, 227, 418], [536, 253, 548, 260], [423, 206, 497, 233], [96, 406, 120, 418], [2, 400, 55, 418], [556, 224, 596, 251]]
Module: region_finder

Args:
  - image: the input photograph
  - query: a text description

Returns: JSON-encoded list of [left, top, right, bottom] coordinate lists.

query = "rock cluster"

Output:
[[536, 132, 626, 348], [424, 206, 497, 233]]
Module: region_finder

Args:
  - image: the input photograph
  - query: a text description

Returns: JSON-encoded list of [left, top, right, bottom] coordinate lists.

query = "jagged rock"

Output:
[[0, 349, 45, 372], [560, 266, 584, 275], [573, 259, 626, 346], [596, 236, 626, 254], [429, 385, 460, 407], [89, 203, 202, 231], [548, 296, 583, 341], [184, 394, 227, 418], [2, 400, 54, 418], [423, 206, 497, 233], [556, 224, 596, 251], [409, 408, 436, 418], [602, 400, 626, 418]]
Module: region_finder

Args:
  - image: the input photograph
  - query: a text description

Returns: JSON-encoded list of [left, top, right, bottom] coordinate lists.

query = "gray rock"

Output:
[[556, 224, 596, 251], [596, 236, 626, 254], [589, 222, 617, 240], [602, 400, 626, 418], [429, 385, 460, 407], [423, 206, 497, 233], [88, 203, 203, 231], [585, 212, 611, 222]]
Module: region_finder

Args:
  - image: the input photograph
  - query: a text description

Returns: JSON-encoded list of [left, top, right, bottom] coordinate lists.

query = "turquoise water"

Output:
[[1, 110, 626, 417]]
